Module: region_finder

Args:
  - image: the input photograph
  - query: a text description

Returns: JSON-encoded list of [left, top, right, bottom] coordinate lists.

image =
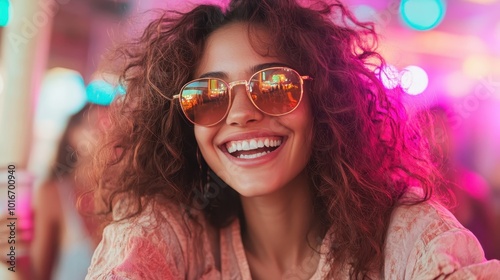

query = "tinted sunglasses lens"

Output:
[[180, 79, 229, 125], [250, 68, 302, 115]]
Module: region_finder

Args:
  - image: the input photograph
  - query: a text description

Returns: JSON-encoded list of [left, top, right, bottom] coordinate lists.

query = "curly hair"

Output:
[[90, 0, 444, 278]]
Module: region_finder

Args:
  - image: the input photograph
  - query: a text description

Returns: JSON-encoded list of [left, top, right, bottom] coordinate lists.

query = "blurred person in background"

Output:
[[421, 105, 500, 260], [31, 103, 107, 280], [1, 103, 107, 280]]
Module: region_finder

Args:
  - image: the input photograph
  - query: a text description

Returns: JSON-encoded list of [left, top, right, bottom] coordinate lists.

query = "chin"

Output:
[[227, 177, 283, 198]]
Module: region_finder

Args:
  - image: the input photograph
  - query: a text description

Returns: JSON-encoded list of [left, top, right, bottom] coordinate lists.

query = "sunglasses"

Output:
[[173, 67, 311, 126]]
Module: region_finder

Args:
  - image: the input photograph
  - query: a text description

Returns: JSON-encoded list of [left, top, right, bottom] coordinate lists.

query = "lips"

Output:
[[224, 136, 283, 159]]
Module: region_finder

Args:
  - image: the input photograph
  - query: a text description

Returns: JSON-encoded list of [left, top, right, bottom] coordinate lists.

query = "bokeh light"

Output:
[[378, 64, 400, 89], [0, 0, 10, 27], [400, 65, 429, 95], [86, 80, 125, 106], [462, 54, 491, 79], [400, 0, 446, 31], [38, 68, 87, 119]]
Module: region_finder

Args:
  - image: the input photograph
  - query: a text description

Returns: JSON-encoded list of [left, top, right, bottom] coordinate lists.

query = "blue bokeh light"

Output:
[[0, 0, 11, 27], [86, 80, 125, 106], [400, 0, 446, 31]]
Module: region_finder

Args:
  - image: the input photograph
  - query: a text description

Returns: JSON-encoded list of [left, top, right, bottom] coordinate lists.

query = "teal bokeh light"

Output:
[[400, 0, 446, 31], [0, 0, 11, 27], [86, 80, 125, 106]]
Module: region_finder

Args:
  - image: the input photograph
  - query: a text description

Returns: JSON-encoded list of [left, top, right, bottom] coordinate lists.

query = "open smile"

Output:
[[223, 136, 284, 159]]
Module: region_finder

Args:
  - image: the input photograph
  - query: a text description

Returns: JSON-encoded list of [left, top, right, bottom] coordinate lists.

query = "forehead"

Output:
[[195, 22, 281, 78]]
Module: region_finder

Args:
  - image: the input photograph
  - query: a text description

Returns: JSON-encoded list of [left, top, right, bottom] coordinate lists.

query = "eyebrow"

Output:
[[198, 62, 292, 79]]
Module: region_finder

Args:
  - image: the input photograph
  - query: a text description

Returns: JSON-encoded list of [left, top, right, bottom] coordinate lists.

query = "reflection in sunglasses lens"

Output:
[[182, 79, 229, 126], [251, 69, 301, 115], [180, 68, 302, 126]]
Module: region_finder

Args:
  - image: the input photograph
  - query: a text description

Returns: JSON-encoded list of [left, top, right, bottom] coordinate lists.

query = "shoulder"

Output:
[[385, 195, 466, 256], [86, 196, 218, 280], [384, 188, 500, 279], [387, 189, 465, 245]]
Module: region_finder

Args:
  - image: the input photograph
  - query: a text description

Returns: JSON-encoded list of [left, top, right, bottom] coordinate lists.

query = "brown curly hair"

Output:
[[90, 0, 445, 278]]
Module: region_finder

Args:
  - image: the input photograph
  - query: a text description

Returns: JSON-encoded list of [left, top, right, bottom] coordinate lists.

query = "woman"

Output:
[[32, 104, 105, 280], [1, 104, 105, 280], [86, 0, 500, 279]]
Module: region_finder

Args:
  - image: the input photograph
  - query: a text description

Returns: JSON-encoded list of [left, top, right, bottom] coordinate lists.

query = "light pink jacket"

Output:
[[86, 195, 500, 279]]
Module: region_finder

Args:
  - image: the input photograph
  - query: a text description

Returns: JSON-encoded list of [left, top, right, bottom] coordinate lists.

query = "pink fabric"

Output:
[[86, 195, 500, 279]]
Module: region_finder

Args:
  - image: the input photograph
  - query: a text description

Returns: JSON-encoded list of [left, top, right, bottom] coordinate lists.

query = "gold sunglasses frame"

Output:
[[173, 67, 312, 126]]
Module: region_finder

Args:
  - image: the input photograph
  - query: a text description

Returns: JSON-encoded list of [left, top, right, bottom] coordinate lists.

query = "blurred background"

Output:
[[0, 0, 499, 279]]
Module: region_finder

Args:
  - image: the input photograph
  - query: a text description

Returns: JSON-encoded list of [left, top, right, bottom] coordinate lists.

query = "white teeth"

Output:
[[237, 151, 270, 159], [225, 137, 283, 154], [264, 138, 270, 147], [242, 141, 249, 150], [249, 139, 258, 149], [257, 140, 264, 148], [268, 140, 281, 147]]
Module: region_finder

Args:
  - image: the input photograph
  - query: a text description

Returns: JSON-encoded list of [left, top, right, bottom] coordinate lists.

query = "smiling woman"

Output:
[[193, 27, 314, 198], [85, 0, 500, 279]]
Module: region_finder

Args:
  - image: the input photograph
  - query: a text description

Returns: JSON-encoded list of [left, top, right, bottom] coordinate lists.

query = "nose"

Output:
[[225, 84, 263, 126]]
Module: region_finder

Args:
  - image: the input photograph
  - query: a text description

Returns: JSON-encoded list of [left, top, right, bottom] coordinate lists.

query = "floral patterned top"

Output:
[[86, 192, 500, 279]]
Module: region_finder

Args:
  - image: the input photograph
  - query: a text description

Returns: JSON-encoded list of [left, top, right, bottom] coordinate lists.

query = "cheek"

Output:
[[194, 126, 218, 160], [194, 126, 201, 141], [194, 126, 208, 150]]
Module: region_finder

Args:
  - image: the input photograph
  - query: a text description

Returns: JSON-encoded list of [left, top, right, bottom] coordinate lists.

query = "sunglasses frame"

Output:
[[173, 67, 312, 127]]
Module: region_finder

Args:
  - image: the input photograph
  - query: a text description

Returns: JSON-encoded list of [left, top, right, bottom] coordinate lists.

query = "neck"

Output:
[[240, 171, 322, 274]]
